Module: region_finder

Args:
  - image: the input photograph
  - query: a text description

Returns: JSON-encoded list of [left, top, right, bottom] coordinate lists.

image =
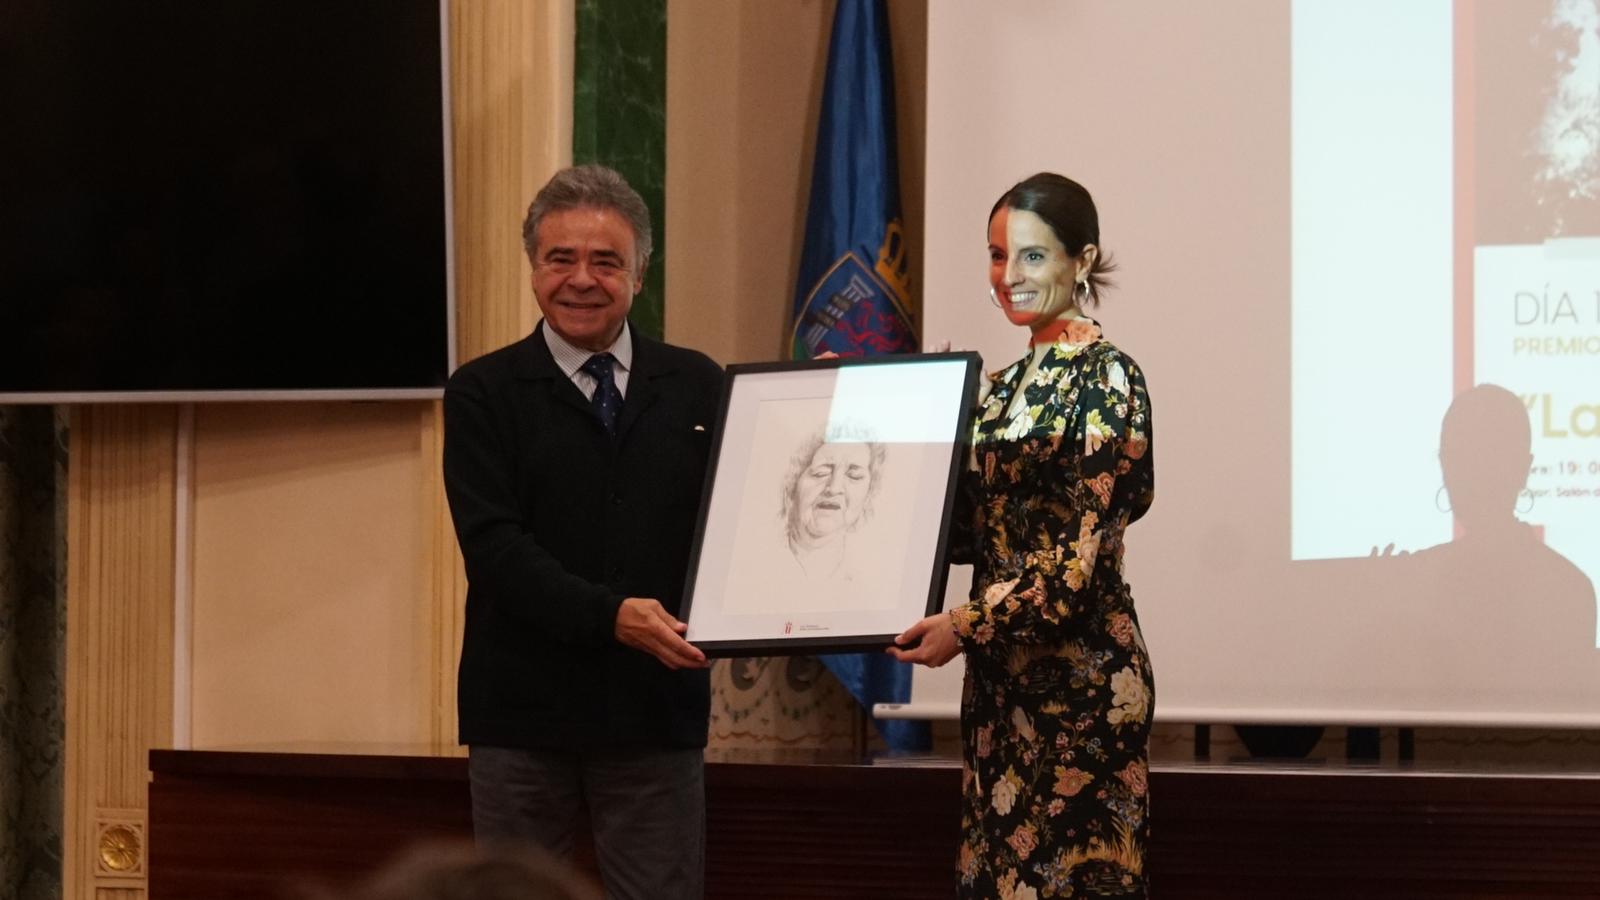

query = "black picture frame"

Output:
[[680, 351, 982, 657]]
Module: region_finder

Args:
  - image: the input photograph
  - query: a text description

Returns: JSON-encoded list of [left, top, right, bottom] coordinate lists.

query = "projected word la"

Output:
[[1521, 394, 1600, 439]]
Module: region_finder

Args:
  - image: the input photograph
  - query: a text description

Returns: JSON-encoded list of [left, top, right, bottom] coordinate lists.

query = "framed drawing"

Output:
[[681, 352, 982, 656]]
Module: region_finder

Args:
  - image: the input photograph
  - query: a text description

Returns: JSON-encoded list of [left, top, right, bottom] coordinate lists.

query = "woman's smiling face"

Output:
[[988, 206, 1089, 330]]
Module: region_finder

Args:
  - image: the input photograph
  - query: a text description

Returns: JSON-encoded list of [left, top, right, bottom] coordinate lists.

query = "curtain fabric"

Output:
[[0, 406, 67, 900]]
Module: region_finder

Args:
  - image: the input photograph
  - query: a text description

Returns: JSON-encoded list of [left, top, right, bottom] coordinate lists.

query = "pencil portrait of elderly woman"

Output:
[[779, 424, 887, 582]]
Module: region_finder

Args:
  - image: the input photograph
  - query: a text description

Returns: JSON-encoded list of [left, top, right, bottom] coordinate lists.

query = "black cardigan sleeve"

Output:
[[442, 365, 624, 647]]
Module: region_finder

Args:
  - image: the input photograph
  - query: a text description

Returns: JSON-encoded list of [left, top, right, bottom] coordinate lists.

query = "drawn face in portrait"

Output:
[[794, 441, 873, 544], [780, 431, 886, 579]]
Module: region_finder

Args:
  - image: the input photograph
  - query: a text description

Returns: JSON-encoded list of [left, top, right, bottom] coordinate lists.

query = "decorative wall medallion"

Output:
[[96, 820, 145, 876]]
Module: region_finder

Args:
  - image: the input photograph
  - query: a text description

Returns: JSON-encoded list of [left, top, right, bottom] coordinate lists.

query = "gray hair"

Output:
[[521, 164, 653, 270]]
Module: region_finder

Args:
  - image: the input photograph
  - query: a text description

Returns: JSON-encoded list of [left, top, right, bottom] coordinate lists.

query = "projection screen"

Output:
[[890, 0, 1599, 727]]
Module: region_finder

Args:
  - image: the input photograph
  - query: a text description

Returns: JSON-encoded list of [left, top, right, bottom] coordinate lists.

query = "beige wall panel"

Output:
[[665, 0, 927, 364], [421, 404, 465, 752], [664, 0, 747, 360], [450, 0, 575, 364], [189, 402, 433, 748], [665, 0, 829, 364], [65, 406, 177, 900]]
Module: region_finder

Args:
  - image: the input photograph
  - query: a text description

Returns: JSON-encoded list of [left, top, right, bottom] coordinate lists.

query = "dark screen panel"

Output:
[[0, 1, 450, 395]]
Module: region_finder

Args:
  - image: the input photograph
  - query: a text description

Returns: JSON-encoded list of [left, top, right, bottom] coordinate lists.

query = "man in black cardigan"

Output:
[[443, 165, 721, 900]]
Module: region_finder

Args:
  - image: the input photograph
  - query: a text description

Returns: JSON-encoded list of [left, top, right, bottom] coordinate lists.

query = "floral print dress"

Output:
[[949, 317, 1155, 899]]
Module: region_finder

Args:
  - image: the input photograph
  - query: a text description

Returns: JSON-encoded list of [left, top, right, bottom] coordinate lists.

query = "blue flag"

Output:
[[791, 0, 928, 753]]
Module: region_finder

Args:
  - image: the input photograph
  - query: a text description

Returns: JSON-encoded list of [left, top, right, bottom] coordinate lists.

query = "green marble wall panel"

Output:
[[573, 0, 668, 340], [0, 407, 67, 900]]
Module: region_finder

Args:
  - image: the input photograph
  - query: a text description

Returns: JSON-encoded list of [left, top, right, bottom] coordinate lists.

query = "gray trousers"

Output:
[[468, 745, 705, 900]]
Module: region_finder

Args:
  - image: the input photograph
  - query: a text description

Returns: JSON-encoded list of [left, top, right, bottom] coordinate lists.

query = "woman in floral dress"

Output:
[[892, 173, 1155, 898]]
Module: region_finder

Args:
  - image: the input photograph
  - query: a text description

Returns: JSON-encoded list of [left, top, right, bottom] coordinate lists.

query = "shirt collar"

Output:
[[541, 321, 633, 380]]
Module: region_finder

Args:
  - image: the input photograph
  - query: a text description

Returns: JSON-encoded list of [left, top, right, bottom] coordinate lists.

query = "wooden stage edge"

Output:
[[149, 748, 1600, 899]]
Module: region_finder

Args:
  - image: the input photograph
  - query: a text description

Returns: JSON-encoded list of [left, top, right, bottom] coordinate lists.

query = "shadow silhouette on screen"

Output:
[[1379, 384, 1596, 663]]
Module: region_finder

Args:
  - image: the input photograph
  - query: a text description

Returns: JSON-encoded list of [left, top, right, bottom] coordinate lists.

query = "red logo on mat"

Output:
[[784, 621, 793, 635]]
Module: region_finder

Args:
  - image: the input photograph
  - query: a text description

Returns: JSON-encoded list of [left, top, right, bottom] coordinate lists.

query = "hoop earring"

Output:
[[989, 287, 1002, 308], [1074, 279, 1090, 305], [1516, 489, 1535, 515], [1434, 486, 1451, 514]]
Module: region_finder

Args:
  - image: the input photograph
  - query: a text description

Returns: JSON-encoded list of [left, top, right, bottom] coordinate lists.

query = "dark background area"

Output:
[[0, 1, 450, 395]]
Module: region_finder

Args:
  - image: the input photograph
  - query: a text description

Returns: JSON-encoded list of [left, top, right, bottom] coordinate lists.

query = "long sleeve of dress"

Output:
[[951, 350, 1151, 652]]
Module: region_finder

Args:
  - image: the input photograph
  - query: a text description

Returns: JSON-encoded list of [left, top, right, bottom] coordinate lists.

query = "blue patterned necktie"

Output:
[[580, 352, 623, 435]]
